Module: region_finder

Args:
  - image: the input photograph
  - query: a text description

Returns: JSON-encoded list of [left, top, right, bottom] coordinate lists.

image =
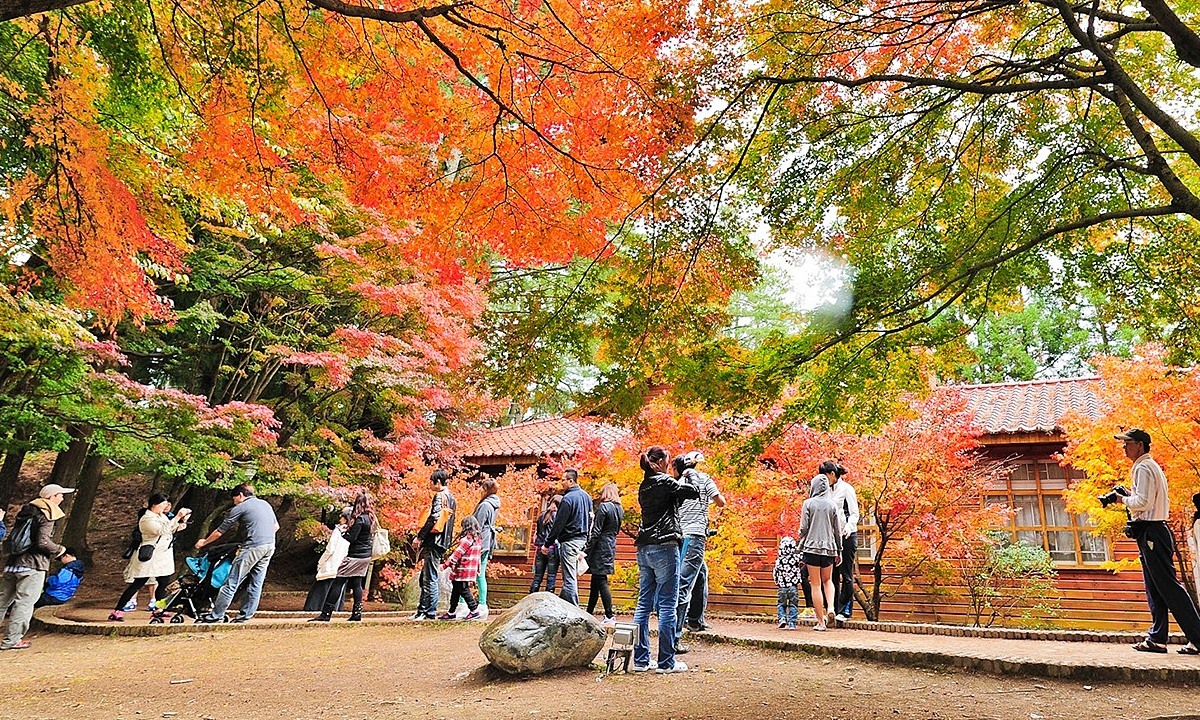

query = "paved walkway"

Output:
[[697, 619, 1200, 684]]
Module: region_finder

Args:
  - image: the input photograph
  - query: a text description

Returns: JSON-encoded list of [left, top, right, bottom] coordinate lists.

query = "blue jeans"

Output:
[[416, 546, 442, 617], [210, 544, 274, 620], [674, 534, 707, 644], [777, 585, 799, 627], [633, 543, 681, 670], [530, 547, 559, 593], [557, 537, 585, 605]]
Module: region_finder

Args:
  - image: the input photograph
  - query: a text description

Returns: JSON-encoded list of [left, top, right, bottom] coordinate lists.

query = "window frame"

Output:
[[986, 458, 1110, 567]]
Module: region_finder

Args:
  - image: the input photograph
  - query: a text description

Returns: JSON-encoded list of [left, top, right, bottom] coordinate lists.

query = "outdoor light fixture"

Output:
[[606, 622, 638, 673]]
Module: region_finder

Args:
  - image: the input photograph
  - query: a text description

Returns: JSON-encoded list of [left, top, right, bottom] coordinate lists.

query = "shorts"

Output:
[[802, 552, 836, 568]]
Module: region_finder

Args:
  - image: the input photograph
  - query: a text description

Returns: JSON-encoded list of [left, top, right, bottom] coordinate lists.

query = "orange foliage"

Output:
[[1062, 346, 1200, 545]]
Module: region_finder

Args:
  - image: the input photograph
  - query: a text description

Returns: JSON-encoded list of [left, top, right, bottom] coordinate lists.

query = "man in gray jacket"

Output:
[[195, 484, 278, 623], [0, 484, 76, 649]]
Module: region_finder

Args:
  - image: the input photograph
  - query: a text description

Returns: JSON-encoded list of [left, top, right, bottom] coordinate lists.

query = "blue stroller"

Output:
[[150, 543, 239, 624]]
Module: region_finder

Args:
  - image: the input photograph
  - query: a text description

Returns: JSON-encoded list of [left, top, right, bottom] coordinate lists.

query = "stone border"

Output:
[[696, 632, 1200, 684], [706, 612, 1188, 645], [30, 606, 424, 638]]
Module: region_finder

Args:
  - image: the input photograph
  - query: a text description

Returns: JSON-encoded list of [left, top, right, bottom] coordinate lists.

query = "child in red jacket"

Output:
[[440, 516, 483, 620]]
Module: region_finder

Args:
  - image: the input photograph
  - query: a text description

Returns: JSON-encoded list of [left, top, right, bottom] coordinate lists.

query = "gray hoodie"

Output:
[[798, 474, 844, 557]]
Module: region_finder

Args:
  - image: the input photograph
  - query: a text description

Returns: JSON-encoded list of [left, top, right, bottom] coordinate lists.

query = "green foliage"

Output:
[[955, 532, 1060, 628]]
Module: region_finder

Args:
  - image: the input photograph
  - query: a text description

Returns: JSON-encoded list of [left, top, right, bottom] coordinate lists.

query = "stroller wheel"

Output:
[[170, 613, 186, 624], [149, 616, 163, 625]]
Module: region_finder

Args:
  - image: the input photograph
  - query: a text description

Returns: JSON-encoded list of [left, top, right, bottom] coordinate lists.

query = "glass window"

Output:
[[987, 457, 1109, 565], [494, 524, 530, 554]]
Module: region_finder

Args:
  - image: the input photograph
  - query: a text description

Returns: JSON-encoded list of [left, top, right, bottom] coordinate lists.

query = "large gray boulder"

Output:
[[479, 592, 606, 674]]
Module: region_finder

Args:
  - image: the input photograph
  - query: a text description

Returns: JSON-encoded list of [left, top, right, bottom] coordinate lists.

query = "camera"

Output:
[[1098, 486, 1130, 508]]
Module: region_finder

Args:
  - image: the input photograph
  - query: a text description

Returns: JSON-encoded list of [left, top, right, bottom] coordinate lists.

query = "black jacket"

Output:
[[417, 488, 457, 552], [585, 500, 623, 575], [635, 472, 700, 547], [345, 514, 374, 559], [546, 485, 591, 545]]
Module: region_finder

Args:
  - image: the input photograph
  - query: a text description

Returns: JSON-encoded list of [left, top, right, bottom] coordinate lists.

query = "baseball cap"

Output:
[[39, 484, 76, 498], [682, 451, 705, 467], [1114, 428, 1152, 445]]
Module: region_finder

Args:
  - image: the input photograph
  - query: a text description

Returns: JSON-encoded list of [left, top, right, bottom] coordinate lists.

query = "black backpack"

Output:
[[4, 514, 36, 557], [121, 511, 145, 560]]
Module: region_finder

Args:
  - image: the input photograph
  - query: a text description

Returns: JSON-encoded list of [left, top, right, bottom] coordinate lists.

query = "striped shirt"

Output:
[[679, 469, 719, 536]]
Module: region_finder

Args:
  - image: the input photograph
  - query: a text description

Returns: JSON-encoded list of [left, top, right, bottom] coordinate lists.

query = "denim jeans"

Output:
[[415, 546, 443, 618], [529, 547, 559, 593], [0, 570, 44, 648], [210, 544, 275, 620], [777, 585, 799, 627], [674, 534, 707, 644], [633, 542, 681, 670], [557, 537, 586, 605]]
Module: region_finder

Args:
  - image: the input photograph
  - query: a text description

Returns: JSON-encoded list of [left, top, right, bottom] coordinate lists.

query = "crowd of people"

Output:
[[1, 427, 1198, 666]]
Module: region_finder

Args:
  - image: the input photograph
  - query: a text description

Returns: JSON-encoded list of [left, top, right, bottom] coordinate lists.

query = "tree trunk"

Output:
[[60, 451, 104, 562], [48, 434, 90, 489], [0, 449, 26, 508]]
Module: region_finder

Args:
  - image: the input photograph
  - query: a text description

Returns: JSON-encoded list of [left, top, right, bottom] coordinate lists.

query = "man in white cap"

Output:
[[674, 451, 725, 651], [0, 484, 76, 650]]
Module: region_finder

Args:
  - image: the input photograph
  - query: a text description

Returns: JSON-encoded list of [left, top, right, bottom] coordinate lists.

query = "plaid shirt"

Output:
[[443, 533, 482, 582]]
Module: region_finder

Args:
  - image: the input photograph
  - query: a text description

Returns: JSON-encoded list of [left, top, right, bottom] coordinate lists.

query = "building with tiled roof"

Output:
[[954, 376, 1102, 438], [460, 416, 630, 469], [480, 377, 1156, 632]]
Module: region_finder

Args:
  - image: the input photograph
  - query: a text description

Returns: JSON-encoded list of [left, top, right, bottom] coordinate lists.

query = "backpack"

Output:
[[4, 514, 36, 557], [121, 515, 144, 560]]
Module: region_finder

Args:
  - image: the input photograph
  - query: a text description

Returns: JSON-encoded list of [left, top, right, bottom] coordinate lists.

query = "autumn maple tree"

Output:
[[1061, 346, 1200, 595]]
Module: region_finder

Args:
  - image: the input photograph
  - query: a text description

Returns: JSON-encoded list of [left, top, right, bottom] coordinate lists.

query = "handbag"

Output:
[[137, 543, 155, 562], [370, 526, 391, 559]]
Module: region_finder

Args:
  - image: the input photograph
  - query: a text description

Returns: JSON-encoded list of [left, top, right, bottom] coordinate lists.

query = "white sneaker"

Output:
[[476, 604, 489, 620], [656, 660, 688, 674], [834, 613, 847, 623], [632, 664, 650, 673], [601, 617, 616, 628]]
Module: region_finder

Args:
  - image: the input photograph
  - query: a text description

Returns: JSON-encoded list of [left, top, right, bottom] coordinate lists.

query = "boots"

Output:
[[348, 603, 362, 622], [308, 611, 331, 622]]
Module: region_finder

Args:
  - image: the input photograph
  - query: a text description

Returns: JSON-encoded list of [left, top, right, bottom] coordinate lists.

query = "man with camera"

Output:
[[1111, 429, 1200, 655], [673, 451, 726, 652]]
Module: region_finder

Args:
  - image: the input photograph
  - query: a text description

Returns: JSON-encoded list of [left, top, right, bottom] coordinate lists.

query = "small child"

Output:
[[440, 516, 483, 621], [35, 548, 85, 608], [774, 536, 803, 629]]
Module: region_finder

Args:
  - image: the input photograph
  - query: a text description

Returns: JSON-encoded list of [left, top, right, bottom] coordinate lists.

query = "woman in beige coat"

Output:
[[109, 493, 190, 621]]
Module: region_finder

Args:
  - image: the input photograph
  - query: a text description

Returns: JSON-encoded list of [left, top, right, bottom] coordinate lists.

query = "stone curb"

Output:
[[705, 613, 1188, 645], [696, 632, 1200, 685], [29, 607, 436, 638]]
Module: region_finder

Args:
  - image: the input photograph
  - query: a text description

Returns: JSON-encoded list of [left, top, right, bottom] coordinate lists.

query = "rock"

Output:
[[479, 593, 605, 674]]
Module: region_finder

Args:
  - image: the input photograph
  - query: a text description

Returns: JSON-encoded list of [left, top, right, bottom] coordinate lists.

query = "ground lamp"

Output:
[[606, 622, 638, 673]]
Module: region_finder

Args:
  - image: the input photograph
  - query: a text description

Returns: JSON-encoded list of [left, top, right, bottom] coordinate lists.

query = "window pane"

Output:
[[1039, 461, 1068, 490], [1013, 495, 1042, 526], [1017, 530, 1043, 548], [1047, 530, 1076, 562], [1079, 532, 1109, 563], [1010, 462, 1037, 491], [986, 496, 1014, 526], [1043, 495, 1071, 526]]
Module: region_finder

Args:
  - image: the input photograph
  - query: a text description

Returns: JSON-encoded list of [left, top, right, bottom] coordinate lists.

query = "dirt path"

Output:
[[1, 623, 1195, 720]]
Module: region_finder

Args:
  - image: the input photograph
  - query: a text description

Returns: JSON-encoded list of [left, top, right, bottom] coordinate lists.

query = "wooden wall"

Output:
[[486, 532, 1169, 632]]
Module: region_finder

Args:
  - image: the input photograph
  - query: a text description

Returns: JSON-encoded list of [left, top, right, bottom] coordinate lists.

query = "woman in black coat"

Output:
[[585, 483, 624, 625]]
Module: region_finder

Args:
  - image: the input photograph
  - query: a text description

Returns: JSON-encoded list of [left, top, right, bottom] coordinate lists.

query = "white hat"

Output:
[[39, 484, 76, 498], [682, 451, 705, 467]]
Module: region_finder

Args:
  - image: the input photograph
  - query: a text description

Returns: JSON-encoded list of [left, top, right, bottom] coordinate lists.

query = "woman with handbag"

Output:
[[303, 508, 352, 612], [310, 492, 376, 622], [109, 493, 190, 621]]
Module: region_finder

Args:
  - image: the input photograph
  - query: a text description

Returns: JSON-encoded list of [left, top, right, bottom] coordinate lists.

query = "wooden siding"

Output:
[[486, 532, 1175, 632]]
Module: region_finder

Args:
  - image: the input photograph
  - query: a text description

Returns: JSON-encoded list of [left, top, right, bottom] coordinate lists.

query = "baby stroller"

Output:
[[150, 543, 240, 624]]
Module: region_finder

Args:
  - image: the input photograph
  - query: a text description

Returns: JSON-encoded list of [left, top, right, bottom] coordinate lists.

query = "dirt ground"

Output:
[[1, 623, 1196, 720]]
